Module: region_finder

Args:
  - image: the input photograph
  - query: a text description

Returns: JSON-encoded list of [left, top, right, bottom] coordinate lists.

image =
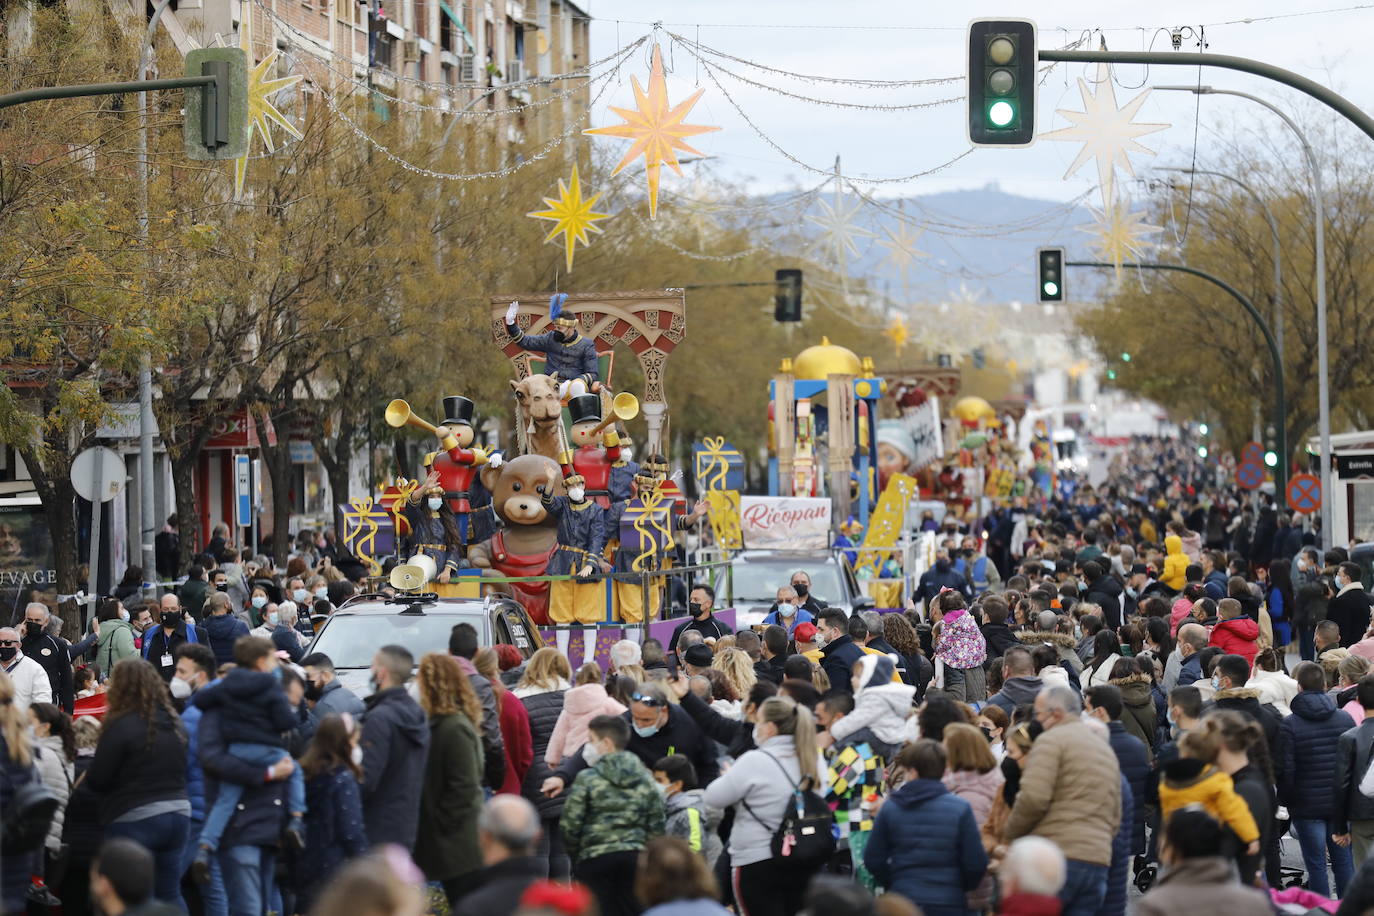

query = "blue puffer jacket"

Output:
[[203, 613, 249, 666], [1107, 721, 1150, 855], [1280, 690, 1357, 820], [198, 706, 287, 849], [863, 778, 988, 911]]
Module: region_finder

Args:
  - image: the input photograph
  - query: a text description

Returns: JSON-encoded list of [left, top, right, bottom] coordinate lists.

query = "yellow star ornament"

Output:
[[883, 318, 910, 355], [1081, 197, 1162, 280], [583, 43, 719, 219], [232, 3, 303, 199], [527, 166, 612, 272]]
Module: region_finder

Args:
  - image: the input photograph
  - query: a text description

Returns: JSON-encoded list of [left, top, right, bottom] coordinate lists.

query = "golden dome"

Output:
[[952, 395, 996, 422], [792, 336, 863, 379]]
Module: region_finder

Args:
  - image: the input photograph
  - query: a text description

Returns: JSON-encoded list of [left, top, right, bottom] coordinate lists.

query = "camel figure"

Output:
[[512, 374, 566, 462]]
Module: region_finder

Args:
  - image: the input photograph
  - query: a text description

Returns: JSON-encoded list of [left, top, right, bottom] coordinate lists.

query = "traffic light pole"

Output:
[[0, 74, 221, 112], [1067, 260, 1287, 507]]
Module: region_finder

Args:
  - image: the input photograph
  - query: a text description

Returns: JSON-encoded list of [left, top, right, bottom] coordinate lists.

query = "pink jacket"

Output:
[[943, 766, 1004, 828], [1170, 598, 1194, 636], [544, 683, 627, 766]]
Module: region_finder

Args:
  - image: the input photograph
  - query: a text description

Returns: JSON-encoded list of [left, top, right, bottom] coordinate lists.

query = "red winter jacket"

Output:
[[997, 892, 1062, 916], [496, 688, 534, 796], [1208, 616, 1260, 668]]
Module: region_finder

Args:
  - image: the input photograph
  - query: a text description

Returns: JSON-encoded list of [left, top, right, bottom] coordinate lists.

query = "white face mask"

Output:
[[777, 603, 796, 618], [293, 588, 309, 603], [119, 610, 130, 622], [251, 595, 268, 609], [267, 613, 279, 626], [314, 588, 328, 599], [427, 497, 443, 511], [169, 676, 194, 700], [582, 742, 605, 766], [350, 745, 363, 766]]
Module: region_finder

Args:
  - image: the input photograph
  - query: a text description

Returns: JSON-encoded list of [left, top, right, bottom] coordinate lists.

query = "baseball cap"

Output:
[[683, 644, 714, 668], [793, 622, 818, 643]]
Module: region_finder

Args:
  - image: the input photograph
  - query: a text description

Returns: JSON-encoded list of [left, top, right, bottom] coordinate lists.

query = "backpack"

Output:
[[2, 760, 57, 855], [740, 751, 836, 868]]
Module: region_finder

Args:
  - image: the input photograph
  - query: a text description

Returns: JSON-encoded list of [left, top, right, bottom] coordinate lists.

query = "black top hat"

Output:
[[440, 396, 475, 427], [567, 394, 602, 426]]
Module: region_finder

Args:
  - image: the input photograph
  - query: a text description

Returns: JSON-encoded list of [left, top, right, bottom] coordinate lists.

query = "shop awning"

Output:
[[439, 0, 477, 52]]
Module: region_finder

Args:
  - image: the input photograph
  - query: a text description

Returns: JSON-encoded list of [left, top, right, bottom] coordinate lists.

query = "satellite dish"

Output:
[[389, 554, 436, 591]]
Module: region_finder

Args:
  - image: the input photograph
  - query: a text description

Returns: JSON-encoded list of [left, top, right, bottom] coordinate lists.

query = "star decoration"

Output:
[[583, 43, 720, 219], [876, 221, 928, 282], [1041, 62, 1169, 206], [232, 3, 303, 199], [1080, 196, 1163, 279], [526, 166, 612, 272], [883, 317, 910, 355], [806, 189, 875, 269]]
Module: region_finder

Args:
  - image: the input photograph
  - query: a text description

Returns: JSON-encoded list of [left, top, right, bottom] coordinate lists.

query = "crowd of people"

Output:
[[7, 449, 1374, 916]]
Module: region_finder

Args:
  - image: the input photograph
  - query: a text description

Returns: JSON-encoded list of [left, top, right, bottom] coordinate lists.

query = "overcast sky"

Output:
[[580, 0, 1374, 202]]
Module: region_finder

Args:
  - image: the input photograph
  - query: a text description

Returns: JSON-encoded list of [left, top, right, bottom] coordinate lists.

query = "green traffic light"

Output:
[[1121, 352, 1132, 362], [1198, 423, 1209, 436], [1106, 368, 1117, 380], [988, 100, 1016, 127], [1197, 445, 1208, 458], [1264, 450, 1278, 468], [1042, 281, 1059, 297]]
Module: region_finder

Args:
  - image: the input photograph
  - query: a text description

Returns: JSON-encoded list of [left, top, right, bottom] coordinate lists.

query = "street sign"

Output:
[[1335, 454, 1374, 480], [70, 447, 126, 503], [1288, 473, 1322, 515], [1235, 461, 1264, 490], [1241, 441, 1264, 466], [234, 454, 252, 529]]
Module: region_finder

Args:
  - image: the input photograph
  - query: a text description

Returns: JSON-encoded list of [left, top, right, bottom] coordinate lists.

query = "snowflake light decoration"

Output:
[[877, 222, 928, 281], [1080, 196, 1163, 279], [1041, 61, 1168, 206], [806, 188, 874, 270], [526, 166, 611, 272], [583, 43, 720, 219]]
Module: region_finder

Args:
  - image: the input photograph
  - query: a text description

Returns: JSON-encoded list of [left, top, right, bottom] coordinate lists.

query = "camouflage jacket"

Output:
[[560, 750, 665, 862]]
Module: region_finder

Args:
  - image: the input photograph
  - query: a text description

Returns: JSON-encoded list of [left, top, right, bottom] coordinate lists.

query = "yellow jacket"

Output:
[[1160, 534, 1189, 591], [1159, 765, 1259, 844]]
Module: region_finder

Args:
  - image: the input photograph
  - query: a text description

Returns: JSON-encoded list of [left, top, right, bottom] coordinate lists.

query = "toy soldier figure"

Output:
[[504, 293, 600, 400], [564, 395, 621, 509], [431, 395, 499, 546], [403, 469, 465, 582]]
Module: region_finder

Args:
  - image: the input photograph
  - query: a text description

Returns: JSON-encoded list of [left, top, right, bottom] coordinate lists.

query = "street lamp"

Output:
[[1156, 84, 1330, 549], [1156, 165, 1284, 364]]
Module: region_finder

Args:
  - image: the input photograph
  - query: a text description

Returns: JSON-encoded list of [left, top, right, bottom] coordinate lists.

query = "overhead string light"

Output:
[[316, 58, 625, 182]]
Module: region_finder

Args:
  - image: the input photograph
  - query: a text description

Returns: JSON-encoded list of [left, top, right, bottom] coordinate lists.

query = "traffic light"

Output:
[[967, 19, 1037, 147], [1264, 424, 1279, 468], [774, 268, 803, 322], [184, 48, 249, 161], [1120, 352, 1131, 362], [1036, 247, 1064, 302], [1197, 445, 1208, 458]]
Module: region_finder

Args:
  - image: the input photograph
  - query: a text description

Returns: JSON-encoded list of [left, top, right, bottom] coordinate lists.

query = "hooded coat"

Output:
[[202, 612, 250, 667], [829, 655, 915, 752], [544, 683, 626, 767], [359, 686, 431, 849], [1133, 856, 1271, 916], [93, 617, 138, 674], [1084, 574, 1125, 629], [987, 675, 1044, 716], [863, 778, 988, 912], [1208, 615, 1260, 667], [1013, 631, 1084, 673], [1280, 690, 1357, 819], [1109, 674, 1157, 757], [514, 681, 568, 820], [664, 787, 723, 869], [1160, 535, 1188, 591], [561, 749, 664, 862], [1247, 668, 1299, 716], [936, 608, 988, 670]]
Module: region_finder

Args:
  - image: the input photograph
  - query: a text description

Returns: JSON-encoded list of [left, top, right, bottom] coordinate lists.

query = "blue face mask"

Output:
[[267, 612, 279, 626], [633, 722, 661, 739], [427, 497, 443, 511], [251, 595, 268, 609]]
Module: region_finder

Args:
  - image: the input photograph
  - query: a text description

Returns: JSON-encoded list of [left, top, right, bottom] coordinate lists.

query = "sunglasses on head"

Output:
[[631, 692, 665, 707]]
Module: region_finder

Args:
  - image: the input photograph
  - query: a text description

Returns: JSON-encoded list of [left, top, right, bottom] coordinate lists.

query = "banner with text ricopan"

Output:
[[740, 497, 832, 550]]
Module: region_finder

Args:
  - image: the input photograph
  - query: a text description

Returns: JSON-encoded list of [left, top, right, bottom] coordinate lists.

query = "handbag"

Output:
[[740, 751, 836, 868], [1, 764, 57, 856]]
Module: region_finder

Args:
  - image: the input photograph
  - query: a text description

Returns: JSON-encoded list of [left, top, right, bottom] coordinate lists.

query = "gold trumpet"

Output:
[[385, 399, 439, 436], [590, 392, 639, 434]]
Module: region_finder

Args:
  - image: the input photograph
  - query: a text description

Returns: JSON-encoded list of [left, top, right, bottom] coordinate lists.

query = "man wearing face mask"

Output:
[[0, 625, 51, 711], [761, 585, 813, 634], [141, 593, 202, 682], [669, 585, 731, 660], [300, 653, 366, 719], [816, 607, 865, 696], [1329, 561, 1372, 648], [19, 602, 73, 713], [173, 642, 229, 916], [358, 645, 430, 850], [504, 294, 601, 401], [541, 682, 718, 799], [790, 570, 826, 617]]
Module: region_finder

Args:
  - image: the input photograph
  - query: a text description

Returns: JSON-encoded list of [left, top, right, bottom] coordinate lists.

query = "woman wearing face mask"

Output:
[[413, 653, 484, 904], [704, 696, 822, 916], [94, 597, 138, 677], [295, 714, 368, 913], [247, 586, 271, 628], [980, 722, 1034, 866], [403, 470, 466, 588]]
